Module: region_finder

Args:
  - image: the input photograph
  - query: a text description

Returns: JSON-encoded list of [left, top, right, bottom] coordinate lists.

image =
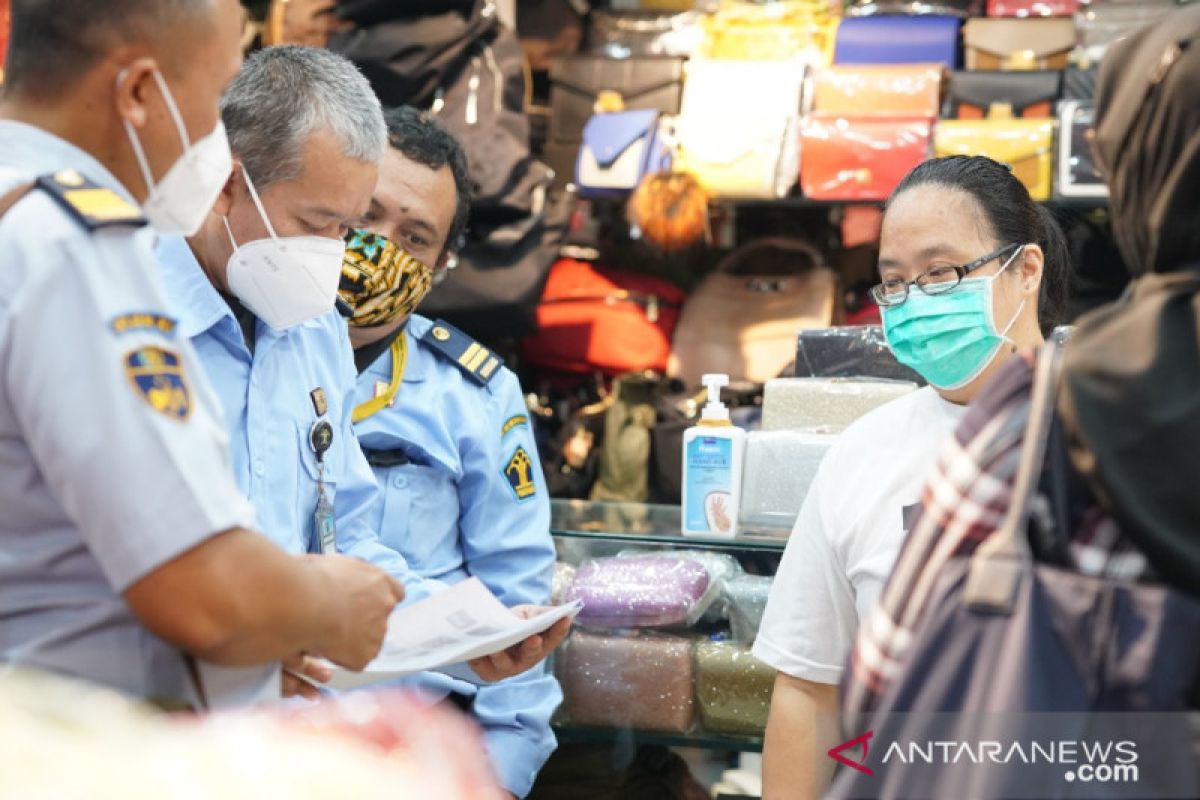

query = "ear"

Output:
[[434, 248, 455, 272], [210, 161, 240, 217], [1019, 244, 1044, 296], [114, 57, 160, 129]]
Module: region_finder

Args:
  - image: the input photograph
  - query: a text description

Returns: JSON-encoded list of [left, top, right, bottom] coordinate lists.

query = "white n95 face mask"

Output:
[[224, 165, 347, 332], [120, 68, 233, 236]]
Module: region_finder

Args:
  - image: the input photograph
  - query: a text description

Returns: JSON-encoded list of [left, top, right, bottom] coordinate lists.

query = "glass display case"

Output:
[[549, 499, 788, 753]]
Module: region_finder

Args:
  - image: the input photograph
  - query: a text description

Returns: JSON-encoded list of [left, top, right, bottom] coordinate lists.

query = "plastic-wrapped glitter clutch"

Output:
[[566, 555, 717, 629], [618, 549, 744, 623], [695, 639, 775, 736], [727, 574, 773, 646], [739, 429, 838, 530], [794, 325, 924, 383], [761, 377, 917, 432], [551, 562, 576, 605], [557, 630, 698, 733]]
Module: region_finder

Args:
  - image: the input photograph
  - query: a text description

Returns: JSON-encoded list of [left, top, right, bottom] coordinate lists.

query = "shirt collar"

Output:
[[0, 120, 140, 204], [156, 234, 237, 340]]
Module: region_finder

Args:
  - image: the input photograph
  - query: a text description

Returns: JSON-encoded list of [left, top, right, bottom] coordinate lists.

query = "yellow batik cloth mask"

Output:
[[339, 228, 435, 328]]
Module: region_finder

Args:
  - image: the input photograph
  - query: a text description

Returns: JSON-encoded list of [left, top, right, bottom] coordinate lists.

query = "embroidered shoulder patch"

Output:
[[110, 312, 177, 338], [124, 347, 191, 421], [501, 414, 529, 437], [503, 445, 537, 502], [37, 170, 146, 230]]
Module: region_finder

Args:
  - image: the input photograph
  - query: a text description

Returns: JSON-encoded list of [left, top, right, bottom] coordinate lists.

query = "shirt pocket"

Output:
[[376, 462, 459, 572], [296, 420, 339, 507]]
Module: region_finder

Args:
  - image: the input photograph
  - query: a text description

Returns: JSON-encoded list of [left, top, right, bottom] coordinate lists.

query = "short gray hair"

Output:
[[220, 46, 387, 188]]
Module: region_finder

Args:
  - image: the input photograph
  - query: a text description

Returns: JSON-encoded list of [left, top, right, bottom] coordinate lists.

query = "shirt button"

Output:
[[391, 474, 407, 489], [254, 460, 265, 477]]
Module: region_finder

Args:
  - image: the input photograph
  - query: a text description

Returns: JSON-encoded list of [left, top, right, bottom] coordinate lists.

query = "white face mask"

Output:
[[120, 69, 233, 236], [224, 165, 346, 332]]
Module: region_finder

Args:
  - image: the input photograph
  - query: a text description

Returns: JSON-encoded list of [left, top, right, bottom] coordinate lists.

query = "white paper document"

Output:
[[326, 577, 582, 691]]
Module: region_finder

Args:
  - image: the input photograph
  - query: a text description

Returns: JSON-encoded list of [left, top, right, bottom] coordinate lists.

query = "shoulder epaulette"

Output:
[[35, 169, 146, 231], [420, 319, 502, 387]]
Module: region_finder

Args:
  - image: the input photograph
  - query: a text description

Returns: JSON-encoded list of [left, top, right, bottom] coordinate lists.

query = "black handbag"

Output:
[[548, 55, 685, 146], [585, 10, 704, 58], [419, 189, 571, 342], [943, 70, 1063, 119]]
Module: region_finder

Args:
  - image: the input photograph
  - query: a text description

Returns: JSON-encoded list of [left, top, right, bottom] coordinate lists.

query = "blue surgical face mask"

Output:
[[882, 247, 1028, 391]]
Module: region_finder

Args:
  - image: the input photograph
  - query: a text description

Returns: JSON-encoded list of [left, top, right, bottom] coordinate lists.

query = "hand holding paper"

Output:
[[326, 578, 582, 691]]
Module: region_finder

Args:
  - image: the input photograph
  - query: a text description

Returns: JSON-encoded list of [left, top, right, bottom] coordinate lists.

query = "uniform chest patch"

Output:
[[110, 312, 177, 338], [501, 414, 529, 437], [504, 445, 537, 502], [124, 347, 191, 421]]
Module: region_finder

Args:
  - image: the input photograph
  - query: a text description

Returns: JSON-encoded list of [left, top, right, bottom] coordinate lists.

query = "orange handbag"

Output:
[[811, 64, 946, 118], [520, 258, 686, 376], [800, 116, 932, 201]]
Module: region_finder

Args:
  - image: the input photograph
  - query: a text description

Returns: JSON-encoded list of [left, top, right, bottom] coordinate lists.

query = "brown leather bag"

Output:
[[963, 18, 1076, 70], [668, 237, 838, 385]]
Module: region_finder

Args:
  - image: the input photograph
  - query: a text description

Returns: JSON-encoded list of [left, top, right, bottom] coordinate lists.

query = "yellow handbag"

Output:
[[699, 1, 838, 65], [934, 107, 1056, 200]]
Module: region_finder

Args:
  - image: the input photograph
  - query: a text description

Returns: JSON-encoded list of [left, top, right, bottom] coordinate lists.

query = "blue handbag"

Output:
[[575, 109, 672, 199], [833, 15, 962, 67]]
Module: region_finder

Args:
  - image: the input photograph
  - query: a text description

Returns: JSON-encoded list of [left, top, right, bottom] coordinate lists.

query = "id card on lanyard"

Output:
[[309, 398, 337, 554]]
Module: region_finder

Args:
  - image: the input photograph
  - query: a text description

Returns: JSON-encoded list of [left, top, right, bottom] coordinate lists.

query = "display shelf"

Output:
[[552, 723, 764, 754], [551, 499, 789, 552], [711, 195, 1108, 211]]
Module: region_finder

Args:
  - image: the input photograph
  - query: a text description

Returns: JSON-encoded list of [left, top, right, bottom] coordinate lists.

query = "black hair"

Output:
[[381, 106, 472, 256], [3, 0, 211, 96], [887, 155, 1070, 336]]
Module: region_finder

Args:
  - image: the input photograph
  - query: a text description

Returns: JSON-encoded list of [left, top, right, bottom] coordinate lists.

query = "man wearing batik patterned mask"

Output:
[[340, 106, 564, 800]]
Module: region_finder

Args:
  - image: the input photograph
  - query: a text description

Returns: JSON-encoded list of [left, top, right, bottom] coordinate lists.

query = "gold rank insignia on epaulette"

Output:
[[422, 319, 502, 387], [36, 170, 146, 231]]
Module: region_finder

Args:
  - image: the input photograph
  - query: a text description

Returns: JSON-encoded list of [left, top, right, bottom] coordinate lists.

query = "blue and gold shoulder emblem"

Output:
[[503, 445, 538, 502], [124, 347, 191, 421], [421, 319, 502, 387], [38, 170, 146, 230]]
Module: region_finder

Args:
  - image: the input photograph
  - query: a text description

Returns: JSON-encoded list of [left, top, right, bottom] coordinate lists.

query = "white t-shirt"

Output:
[[752, 387, 967, 684]]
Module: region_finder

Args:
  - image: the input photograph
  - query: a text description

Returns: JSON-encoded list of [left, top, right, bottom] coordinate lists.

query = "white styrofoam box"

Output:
[[738, 428, 838, 531], [761, 377, 917, 432]]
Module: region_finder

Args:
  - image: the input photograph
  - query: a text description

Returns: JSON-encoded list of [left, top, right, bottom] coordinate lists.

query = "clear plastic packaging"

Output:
[[565, 554, 720, 629], [551, 562, 577, 605], [695, 638, 776, 735], [762, 377, 917, 432], [739, 429, 838, 530], [557, 630, 698, 733], [794, 325, 924, 383], [811, 64, 945, 117], [726, 574, 775, 646], [619, 548, 745, 623]]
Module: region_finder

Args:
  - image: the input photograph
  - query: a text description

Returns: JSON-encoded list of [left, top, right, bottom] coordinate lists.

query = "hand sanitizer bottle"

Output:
[[682, 374, 746, 538]]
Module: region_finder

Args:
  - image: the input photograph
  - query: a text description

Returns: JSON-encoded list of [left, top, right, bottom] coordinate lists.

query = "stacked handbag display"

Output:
[[550, 0, 1167, 203], [553, 549, 778, 736]]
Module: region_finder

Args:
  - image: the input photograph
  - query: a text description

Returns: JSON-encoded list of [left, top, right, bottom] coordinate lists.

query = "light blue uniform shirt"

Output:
[[0, 122, 256, 700], [353, 314, 560, 798], [155, 236, 430, 598]]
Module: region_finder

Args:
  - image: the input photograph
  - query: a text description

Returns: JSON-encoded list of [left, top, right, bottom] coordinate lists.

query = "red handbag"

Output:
[[986, 0, 1080, 17], [800, 116, 931, 201], [520, 258, 686, 376]]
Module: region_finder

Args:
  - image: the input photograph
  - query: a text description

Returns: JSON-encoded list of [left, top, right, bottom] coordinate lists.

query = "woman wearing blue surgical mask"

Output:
[[755, 155, 1070, 800]]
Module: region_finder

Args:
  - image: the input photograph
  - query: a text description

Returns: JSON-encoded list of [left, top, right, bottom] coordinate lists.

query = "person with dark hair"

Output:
[[0, 1, 406, 703], [338, 106, 560, 799], [157, 52, 567, 705], [841, 3, 1200, 726], [753, 155, 1071, 799]]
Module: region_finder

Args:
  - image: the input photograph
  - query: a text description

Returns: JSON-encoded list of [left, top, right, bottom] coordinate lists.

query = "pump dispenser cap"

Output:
[[700, 373, 731, 424]]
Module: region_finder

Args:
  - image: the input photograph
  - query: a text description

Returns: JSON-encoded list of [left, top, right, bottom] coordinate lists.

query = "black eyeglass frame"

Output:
[[871, 242, 1024, 308]]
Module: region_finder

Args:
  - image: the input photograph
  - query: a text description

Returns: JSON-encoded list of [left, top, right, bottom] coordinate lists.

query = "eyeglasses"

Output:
[[871, 243, 1023, 308]]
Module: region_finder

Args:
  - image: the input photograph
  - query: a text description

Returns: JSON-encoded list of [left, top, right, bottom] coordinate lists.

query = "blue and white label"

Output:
[[685, 436, 735, 535]]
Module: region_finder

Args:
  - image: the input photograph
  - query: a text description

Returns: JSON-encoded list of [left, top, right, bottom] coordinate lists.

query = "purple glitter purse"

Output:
[[566, 555, 716, 628]]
